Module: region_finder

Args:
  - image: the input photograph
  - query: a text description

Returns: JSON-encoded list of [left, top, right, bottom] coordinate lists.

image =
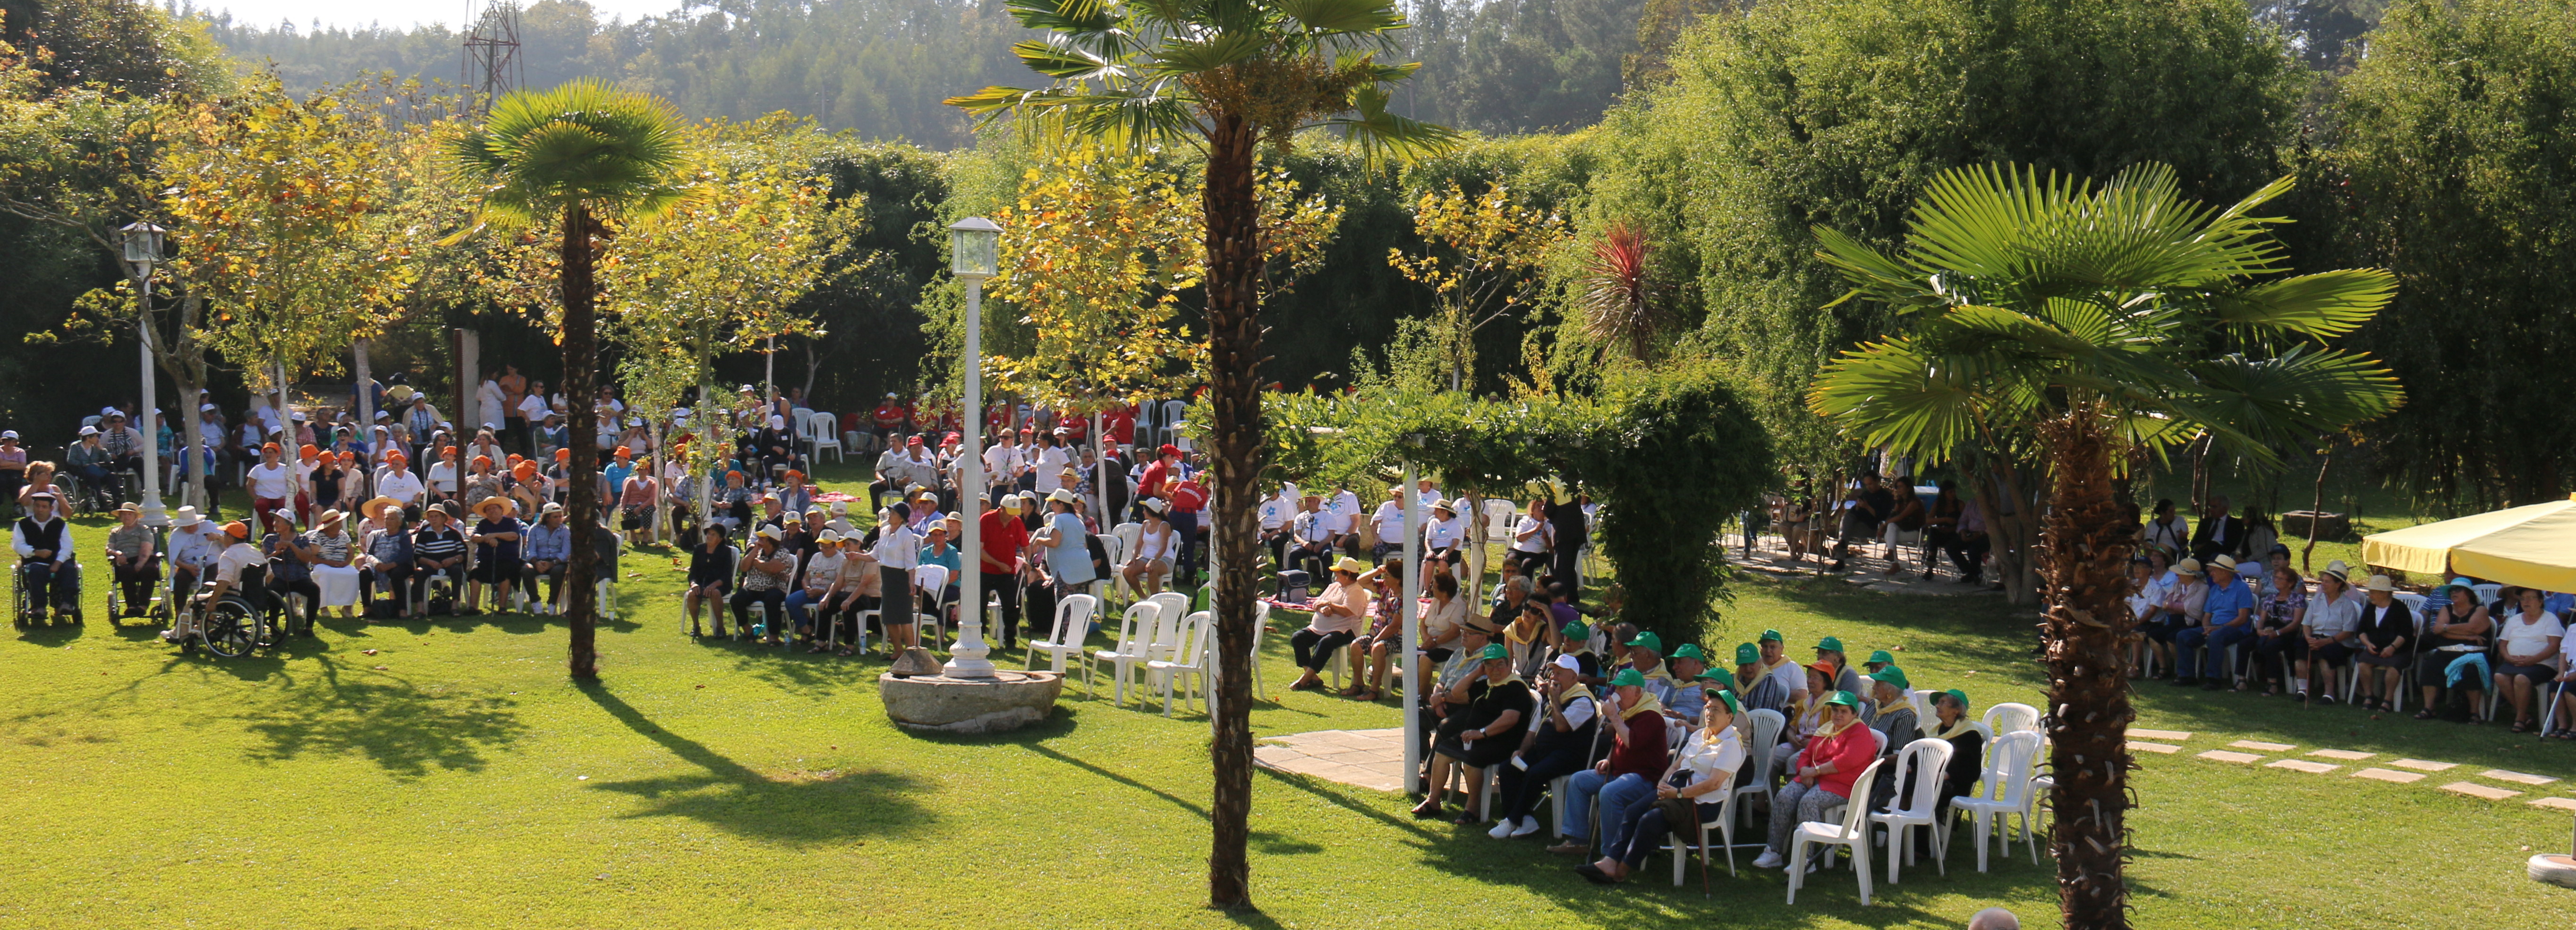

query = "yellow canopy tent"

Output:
[[2361, 496, 2576, 591]]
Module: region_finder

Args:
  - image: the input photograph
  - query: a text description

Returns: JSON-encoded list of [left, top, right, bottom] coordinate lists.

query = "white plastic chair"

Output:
[[1089, 599, 1165, 707], [1144, 591, 1191, 660], [1024, 593, 1097, 673], [913, 563, 951, 651], [1148, 610, 1214, 717], [1109, 521, 1145, 601], [1733, 709, 1786, 828], [1669, 770, 1744, 885], [1869, 737, 1958, 884], [1908, 689, 1938, 723], [1158, 400, 1187, 447], [1981, 701, 2040, 736], [1785, 757, 1887, 905], [805, 411, 843, 463], [1954, 731, 2044, 872]]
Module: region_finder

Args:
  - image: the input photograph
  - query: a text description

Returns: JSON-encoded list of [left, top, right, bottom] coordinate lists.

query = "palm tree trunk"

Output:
[[561, 201, 602, 681], [2036, 410, 2134, 930], [1200, 111, 1261, 911]]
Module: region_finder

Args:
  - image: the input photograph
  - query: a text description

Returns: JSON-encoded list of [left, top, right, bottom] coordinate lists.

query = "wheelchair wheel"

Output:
[[203, 598, 262, 658]]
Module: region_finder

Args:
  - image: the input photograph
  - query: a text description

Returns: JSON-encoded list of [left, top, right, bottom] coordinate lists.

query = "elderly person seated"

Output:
[[2492, 587, 2563, 734], [1730, 642, 1789, 714], [1812, 636, 1870, 708], [1577, 690, 1746, 884], [2245, 564, 2308, 695], [2295, 565, 2361, 703], [1489, 653, 1596, 840], [1411, 643, 1534, 824], [1772, 663, 1840, 774], [1909, 689, 1986, 857], [1861, 666, 1921, 810], [1752, 689, 1874, 870], [2412, 577, 2493, 721], [1658, 643, 1710, 723], [1544, 668, 1669, 856], [1289, 557, 1373, 691], [2350, 575, 2412, 711]]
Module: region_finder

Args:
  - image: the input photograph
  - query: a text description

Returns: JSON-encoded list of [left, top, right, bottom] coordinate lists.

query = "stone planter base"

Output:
[[878, 670, 1065, 734]]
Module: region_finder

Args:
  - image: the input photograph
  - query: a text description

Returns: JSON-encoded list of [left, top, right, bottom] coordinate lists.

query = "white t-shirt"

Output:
[[2499, 611, 2564, 661], [247, 462, 294, 499], [1766, 657, 1806, 696], [1257, 494, 1292, 531], [1511, 515, 1549, 554], [426, 461, 459, 493], [1371, 500, 1407, 540], [1328, 490, 1360, 523], [1033, 446, 1069, 493], [2306, 591, 2364, 639], [1424, 515, 1465, 550], [376, 469, 425, 505], [517, 394, 550, 422]]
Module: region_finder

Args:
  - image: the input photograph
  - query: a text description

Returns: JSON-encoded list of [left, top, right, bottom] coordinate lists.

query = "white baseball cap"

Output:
[[77, 425, 97, 436]]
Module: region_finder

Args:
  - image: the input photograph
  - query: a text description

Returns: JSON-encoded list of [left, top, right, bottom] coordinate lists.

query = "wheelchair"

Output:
[[173, 567, 282, 658], [12, 559, 81, 626], [105, 557, 172, 626]]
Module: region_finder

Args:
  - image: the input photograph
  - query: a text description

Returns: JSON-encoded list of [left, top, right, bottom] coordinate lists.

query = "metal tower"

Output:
[[461, 0, 523, 114]]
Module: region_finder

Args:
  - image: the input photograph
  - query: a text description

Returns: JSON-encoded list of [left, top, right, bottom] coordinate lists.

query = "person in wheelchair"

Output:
[[410, 503, 468, 615], [261, 509, 320, 636], [357, 503, 419, 620], [97, 410, 144, 486], [13, 490, 80, 621], [191, 520, 272, 625], [105, 502, 160, 619], [164, 507, 220, 602], [65, 427, 112, 512]]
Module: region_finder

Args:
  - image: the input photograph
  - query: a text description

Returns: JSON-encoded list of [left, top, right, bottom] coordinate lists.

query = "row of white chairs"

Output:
[[1020, 590, 1268, 717]]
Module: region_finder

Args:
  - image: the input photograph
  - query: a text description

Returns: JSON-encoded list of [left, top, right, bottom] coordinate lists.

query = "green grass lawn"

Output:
[[3, 468, 2571, 928]]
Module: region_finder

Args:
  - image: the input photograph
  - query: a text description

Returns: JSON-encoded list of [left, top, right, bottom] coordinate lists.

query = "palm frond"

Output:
[[1276, 0, 1407, 35], [1013, 36, 1128, 81], [1809, 337, 2011, 463], [1145, 30, 1272, 77], [2207, 268, 2396, 339], [1321, 84, 1459, 166]]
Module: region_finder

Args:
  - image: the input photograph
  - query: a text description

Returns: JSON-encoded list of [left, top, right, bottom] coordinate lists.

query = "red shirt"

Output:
[[978, 508, 1029, 572], [1170, 478, 1207, 513], [1604, 708, 1668, 779], [1058, 411, 1088, 441], [1137, 460, 1171, 500], [986, 403, 1010, 430], [1103, 405, 1136, 444], [1795, 723, 1879, 799], [872, 403, 904, 428]]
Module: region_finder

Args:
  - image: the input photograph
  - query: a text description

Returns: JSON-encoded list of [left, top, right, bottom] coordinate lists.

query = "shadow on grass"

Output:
[[1029, 740, 1207, 817], [239, 655, 531, 778], [577, 681, 935, 844]]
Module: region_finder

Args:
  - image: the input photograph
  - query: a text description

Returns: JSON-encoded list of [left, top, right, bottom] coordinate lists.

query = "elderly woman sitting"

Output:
[[1411, 643, 1534, 823], [1577, 690, 1746, 884], [2413, 577, 2493, 721], [1753, 690, 1875, 870], [1901, 688, 1987, 857]]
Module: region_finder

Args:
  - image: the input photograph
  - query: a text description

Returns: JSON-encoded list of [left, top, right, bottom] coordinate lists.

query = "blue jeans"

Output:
[[2176, 623, 2254, 679], [1562, 770, 1653, 851]]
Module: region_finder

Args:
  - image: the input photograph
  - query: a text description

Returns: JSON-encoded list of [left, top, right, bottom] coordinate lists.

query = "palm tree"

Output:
[[448, 80, 690, 681], [948, 0, 1454, 908], [1809, 163, 2402, 930]]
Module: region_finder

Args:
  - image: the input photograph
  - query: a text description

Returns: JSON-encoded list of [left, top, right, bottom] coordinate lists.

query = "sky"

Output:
[[195, 0, 681, 31]]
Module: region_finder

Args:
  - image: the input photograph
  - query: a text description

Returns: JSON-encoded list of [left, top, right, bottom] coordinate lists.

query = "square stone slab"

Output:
[[2131, 728, 2193, 741], [2354, 768, 2425, 784], [2389, 759, 2458, 772], [2197, 750, 2264, 764], [2482, 769, 2559, 786], [2531, 798, 2576, 812], [2267, 759, 2339, 774], [2128, 741, 2182, 754], [2439, 781, 2523, 801], [2229, 740, 2297, 752], [2309, 749, 2376, 761]]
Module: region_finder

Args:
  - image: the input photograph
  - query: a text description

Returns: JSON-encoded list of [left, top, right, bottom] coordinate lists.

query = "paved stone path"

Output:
[[1253, 727, 1407, 793]]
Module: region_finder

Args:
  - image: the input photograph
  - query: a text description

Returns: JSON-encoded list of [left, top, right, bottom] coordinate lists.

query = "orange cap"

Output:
[[553, 448, 571, 461], [512, 461, 537, 479], [613, 446, 631, 458], [299, 444, 319, 459], [261, 442, 281, 453], [442, 445, 458, 457], [472, 454, 493, 468], [221, 520, 250, 539]]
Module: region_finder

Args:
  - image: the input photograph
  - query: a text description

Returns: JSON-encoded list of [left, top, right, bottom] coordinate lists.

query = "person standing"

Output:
[[978, 494, 1031, 648]]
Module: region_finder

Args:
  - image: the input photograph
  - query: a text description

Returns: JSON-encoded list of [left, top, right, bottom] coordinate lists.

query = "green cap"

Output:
[[1561, 619, 1590, 641], [1609, 668, 1647, 688], [1478, 642, 1510, 661], [1734, 643, 1761, 665], [1692, 669, 1729, 683], [1759, 628, 1784, 643], [1944, 688, 1970, 710], [1816, 636, 1845, 653], [1626, 631, 1663, 652], [1870, 666, 1910, 691], [1712, 689, 1743, 713], [1823, 689, 1860, 709], [1670, 643, 1705, 661], [1867, 649, 1895, 666]]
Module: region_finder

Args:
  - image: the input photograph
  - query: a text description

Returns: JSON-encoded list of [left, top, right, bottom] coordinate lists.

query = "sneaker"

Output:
[[1488, 819, 1516, 840], [1509, 816, 1544, 838], [1751, 850, 1784, 870]]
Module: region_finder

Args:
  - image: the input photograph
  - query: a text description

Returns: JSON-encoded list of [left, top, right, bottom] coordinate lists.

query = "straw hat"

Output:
[[363, 496, 404, 520], [1332, 556, 1369, 575], [2173, 558, 2204, 577], [2365, 574, 2397, 592], [473, 496, 513, 518]]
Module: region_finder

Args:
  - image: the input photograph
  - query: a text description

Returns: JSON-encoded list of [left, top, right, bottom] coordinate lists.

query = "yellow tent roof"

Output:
[[2361, 497, 2576, 591]]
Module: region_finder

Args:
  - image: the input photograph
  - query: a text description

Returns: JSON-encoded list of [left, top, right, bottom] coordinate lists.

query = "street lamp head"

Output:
[[949, 216, 1001, 279], [118, 221, 168, 268]]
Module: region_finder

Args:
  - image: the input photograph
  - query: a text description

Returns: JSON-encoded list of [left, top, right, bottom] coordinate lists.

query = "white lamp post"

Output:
[[118, 222, 170, 529], [945, 216, 1003, 679]]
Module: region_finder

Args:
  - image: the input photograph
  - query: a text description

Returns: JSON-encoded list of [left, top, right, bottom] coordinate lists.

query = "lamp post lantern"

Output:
[[118, 222, 170, 529], [945, 216, 1003, 678]]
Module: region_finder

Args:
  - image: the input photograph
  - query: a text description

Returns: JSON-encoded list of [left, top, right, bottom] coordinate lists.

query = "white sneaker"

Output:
[[1751, 850, 1784, 870], [1487, 819, 1515, 840], [1508, 816, 1543, 838]]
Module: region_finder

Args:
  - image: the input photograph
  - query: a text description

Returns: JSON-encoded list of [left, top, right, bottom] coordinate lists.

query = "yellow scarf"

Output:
[[1620, 691, 1665, 721], [1505, 614, 1543, 645], [1932, 717, 1978, 742]]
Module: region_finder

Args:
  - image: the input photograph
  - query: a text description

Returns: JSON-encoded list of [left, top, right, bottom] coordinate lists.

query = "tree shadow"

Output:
[[576, 682, 935, 844], [237, 655, 531, 779], [1026, 740, 1206, 817]]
